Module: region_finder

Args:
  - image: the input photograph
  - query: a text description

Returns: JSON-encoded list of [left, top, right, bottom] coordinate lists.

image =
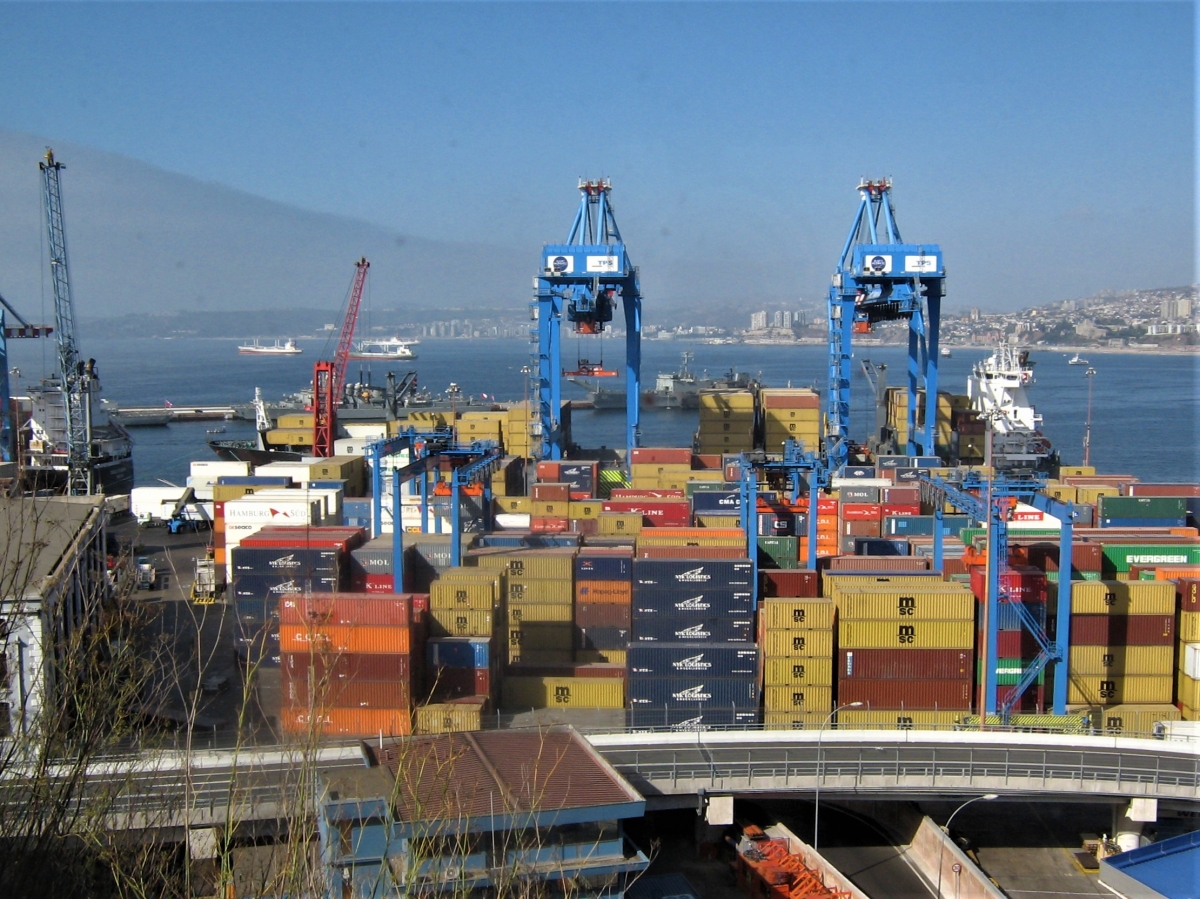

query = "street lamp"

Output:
[[813, 701, 863, 851], [936, 794, 999, 898], [1083, 367, 1096, 467]]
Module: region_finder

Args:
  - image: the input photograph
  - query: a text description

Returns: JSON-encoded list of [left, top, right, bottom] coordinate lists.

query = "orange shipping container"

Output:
[[278, 623, 411, 655], [280, 705, 412, 737], [574, 580, 634, 603]]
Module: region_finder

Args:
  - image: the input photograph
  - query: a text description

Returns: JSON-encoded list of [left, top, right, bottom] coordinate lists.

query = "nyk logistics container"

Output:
[[633, 617, 754, 643], [627, 677, 759, 707], [626, 643, 759, 677], [633, 558, 753, 589], [633, 588, 754, 617]]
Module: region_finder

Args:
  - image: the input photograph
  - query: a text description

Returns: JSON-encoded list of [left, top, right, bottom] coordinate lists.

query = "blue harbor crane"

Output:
[[40, 150, 96, 495], [827, 179, 944, 471], [532, 179, 642, 460]]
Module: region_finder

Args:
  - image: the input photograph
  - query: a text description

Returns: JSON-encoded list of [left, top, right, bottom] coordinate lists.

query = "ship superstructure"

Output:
[[967, 346, 1055, 472]]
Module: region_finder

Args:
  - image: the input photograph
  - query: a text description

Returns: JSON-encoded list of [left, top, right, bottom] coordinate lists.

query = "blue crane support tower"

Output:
[[827, 179, 944, 472], [533, 179, 642, 461]]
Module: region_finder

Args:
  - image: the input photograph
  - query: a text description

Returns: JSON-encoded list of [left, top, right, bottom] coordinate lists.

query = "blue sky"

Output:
[[0, 2, 1193, 312]]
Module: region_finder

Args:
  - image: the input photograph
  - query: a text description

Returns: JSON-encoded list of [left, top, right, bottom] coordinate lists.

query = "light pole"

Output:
[[1083, 367, 1096, 467], [935, 794, 999, 898], [813, 701, 863, 851]]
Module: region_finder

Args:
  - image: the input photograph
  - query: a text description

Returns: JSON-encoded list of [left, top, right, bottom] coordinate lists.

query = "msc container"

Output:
[[500, 677, 624, 710], [761, 629, 835, 658], [763, 657, 834, 686], [279, 594, 411, 627], [835, 591, 975, 621], [838, 620, 974, 650], [632, 588, 754, 618], [760, 570, 820, 598], [429, 581, 497, 611], [506, 622, 574, 650], [574, 603, 632, 629], [627, 643, 760, 678], [1068, 645, 1175, 676], [632, 616, 754, 643], [759, 598, 835, 631], [505, 579, 574, 604], [415, 700, 486, 734], [1059, 581, 1176, 615], [836, 678, 973, 710], [429, 610, 494, 638], [278, 624, 411, 655], [1069, 615, 1175, 646], [633, 558, 753, 589], [282, 651, 411, 682], [507, 602, 574, 624], [280, 706, 412, 737], [763, 685, 833, 712], [472, 550, 576, 581], [627, 675, 760, 707], [838, 648, 972, 680], [837, 709, 962, 729], [1085, 703, 1182, 735], [1067, 675, 1174, 706]]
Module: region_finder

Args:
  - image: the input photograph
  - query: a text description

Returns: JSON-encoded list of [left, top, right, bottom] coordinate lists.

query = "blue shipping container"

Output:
[[627, 675, 759, 707], [692, 491, 742, 515], [884, 516, 936, 536], [632, 616, 754, 643], [626, 707, 760, 729], [231, 546, 343, 576], [233, 573, 341, 600], [634, 559, 753, 589], [854, 537, 911, 556], [632, 588, 754, 617], [843, 466, 876, 478], [426, 637, 492, 670], [576, 554, 634, 581], [627, 642, 759, 678]]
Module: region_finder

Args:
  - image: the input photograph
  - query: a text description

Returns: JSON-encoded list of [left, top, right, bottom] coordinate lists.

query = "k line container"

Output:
[[1067, 675, 1174, 706], [838, 620, 974, 650], [835, 591, 975, 621], [836, 678, 973, 710], [633, 616, 754, 643], [763, 685, 833, 712], [1068, 645, 1175, 676], [763, 657, 834, 686], [761, 629, 835, 658], [278, 624, 411, 655], [838, 649, 972, 680], [500, 677, 624, 710], [627, 642, 760, 677], [759, 598, 835, 630]]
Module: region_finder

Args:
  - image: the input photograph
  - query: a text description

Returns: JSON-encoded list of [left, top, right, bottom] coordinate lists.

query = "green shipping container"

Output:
[[976, 659, 1046, 686], [757, 536, 799, 569], [1098, 496, 1188, 520], [1100, 544, 1200, 575]]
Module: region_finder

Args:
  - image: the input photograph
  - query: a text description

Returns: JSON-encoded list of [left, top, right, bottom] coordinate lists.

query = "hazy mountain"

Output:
[[0, 129, 530, 323]]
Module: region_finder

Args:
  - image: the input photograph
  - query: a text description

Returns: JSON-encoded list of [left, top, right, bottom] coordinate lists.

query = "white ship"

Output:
[[967, 347, 1056, 472], [1067, 353, 1089, 365], [349, 337, 419, 360], [238, 338, 302, 356]]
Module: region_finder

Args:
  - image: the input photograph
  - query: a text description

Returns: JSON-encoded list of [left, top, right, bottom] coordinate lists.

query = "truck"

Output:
[[135, 557, 157, 591]]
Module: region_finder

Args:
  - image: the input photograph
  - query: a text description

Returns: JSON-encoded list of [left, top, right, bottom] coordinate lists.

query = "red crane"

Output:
[[313, 257, 370, 457]]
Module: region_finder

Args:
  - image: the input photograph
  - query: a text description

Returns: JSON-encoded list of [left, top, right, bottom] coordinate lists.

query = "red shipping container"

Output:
[[843, 520, 882, 537], [530, 517, 571, 533], [692, 454, 723, 470], [838, 649, 972, 680], [1024, 542, 1104, 574], [883, 487, 921, 505], [282, 674, 411, 710], [610, 488, 686, 499], [636, 546, 746, 559], [602, 500, 691, 527], [969, 566, 1047, 604], [280, 593, 412, 627], [841, 503, 883, 521], [630, 447, 693, 465], [1177, 578, 1200, 611], [882, 503, 922, 517], [241, 526, 367, 551], [998, 683, 1044, 713], [760, 570, 819, 598], [427, 667, 492, 700], [282, 651, 411, 682], [1069, 615, 1175, 646], [1126, 484, 1200, 497], [364, 574, 396, 594], [575, 603, 632, 628], [535, 461, 560, 481], [570, 518, 600, 536], [531, 482, 571, 502], [985, 629, 1042, 657], [835, 677, 973, 710], [793, 497, 839, 514], [823, 556, 933, 572]]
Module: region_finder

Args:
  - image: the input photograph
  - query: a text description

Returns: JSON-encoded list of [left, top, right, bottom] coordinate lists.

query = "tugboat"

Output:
[[1067, 353, 1089, 366], [967, 347, 1057, 473]]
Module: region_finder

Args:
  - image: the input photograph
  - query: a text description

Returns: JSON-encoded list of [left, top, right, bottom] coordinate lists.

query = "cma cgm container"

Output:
[[627, 643, 760, 677], [633, 558, 753, 589]]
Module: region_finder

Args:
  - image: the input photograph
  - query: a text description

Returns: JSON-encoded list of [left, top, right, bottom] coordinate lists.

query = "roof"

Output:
[[363, 726, 643, 828], [1101, 829, 1200, 899], [0, 496, 105, 602]]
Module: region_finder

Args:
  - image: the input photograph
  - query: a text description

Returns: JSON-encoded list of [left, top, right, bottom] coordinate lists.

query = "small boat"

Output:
[[238, 338, 302, 356], [940, 347, 952, 358], [206, 426, 226, 435], [349, 337, 418, 360], [1067, 353, 1089, 365]]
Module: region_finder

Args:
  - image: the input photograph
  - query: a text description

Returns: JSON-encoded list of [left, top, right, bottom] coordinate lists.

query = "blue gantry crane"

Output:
[[532, 179, 642, 461], [827, 179, 944, 471]]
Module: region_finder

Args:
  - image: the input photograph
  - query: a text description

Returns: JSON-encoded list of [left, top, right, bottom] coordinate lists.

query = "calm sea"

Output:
[[7, 337, 1196, 487]]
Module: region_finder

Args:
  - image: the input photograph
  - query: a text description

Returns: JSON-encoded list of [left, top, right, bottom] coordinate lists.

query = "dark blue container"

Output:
[[634, 559, 753, 589], [575, 626, 631, 650], [473, 534, 527, 548], [692, 490, 742, 515], [854, 538, 911, 556], [626, 706, 760, 729], [912, 456, 943, 469], [232, 573, 341, 601], [575, 554, 634, 581], [520, 534, 582, 548], [875, 456, 910, 469], [426, 637, 492, 669], [627, 643, 760, 677], [234, 639, 280, 668], [843, 466, 876, 478], [627, 675, 760, 707], [235, 597, 279, 626], [632, 616, 754, 643], [893, 467, 921, 483], [231, 546, 343, 576], [757, 511, 795, 536], [632, 587, 754, 617]]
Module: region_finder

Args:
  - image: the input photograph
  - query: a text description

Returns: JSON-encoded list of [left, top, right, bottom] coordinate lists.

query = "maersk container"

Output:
[[633, 616, 754, 643], [426, 637, 491, 669], [626, 706, 761, 729], [233, 574, 341, 601], [838, 648, 972, 680], [627, 642, 760, 678], [627, 675, 759, 707], [634, 558, 754, 589], [632, 588, 754, 618]]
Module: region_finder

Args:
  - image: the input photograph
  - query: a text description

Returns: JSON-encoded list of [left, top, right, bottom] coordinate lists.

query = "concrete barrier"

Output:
[[768, 821, 872, 899], [907, 816, 1004, 899]]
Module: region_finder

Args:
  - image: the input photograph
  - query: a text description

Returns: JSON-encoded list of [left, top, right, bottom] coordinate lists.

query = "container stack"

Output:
[[759, 388, 821, 456], [424, 637, 494, 730], [471, 549, 577, 668], [832, 576, 975, 730], [759, 597, 834, 729], [574, 547, 633, 665], [627, 558, 759, 728], [1180, 578, 1200, 721], [970, 564, 1049, 712], [279, 592, 417, 737], [697, 390, 756, 455], [529, 481, 572, 534], [1065, 581, 1176, 708]]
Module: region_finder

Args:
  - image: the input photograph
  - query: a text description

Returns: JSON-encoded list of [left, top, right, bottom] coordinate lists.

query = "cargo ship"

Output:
[[966, 346, 1057, 473], [349, 337, 418, 361], [568, 352, 762, 412], [238, 338, 302, 356]]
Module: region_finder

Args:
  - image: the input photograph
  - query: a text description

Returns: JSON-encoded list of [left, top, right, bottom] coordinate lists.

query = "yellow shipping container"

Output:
[[763, 657, 834, 687], [265, 429, 314, 446], [686, 470, 727, 483], [415, 702, 482, 734], [763, 711, 833, 730], [501, 677, 624, 710], [598, 513, 643, 535], [1177, 671, 1200, 710], [759, 598, 835, 631], [1077, 486, 1120, 505], [507, 602, 574, 624], [1045, 485, 1079, 504], [697, 515, 741, 528], [1070, 703, 1181, 735], [1069, 645, 1175, 676], [506, 622, 573, 651], [472, 551, 575, 581], [697, 424, 755, 440], [495, 496, 532, 514], [696, 436, 755, 451], [457, 420, 503, 435], [213, 483, 278, 502], [636, 536, 746, 549], [1065, 581, 1176, 615], [529, 501, 570, 518], [568, 501, 603, 519], [429, 582, 495, 611], [761, 629, 834, 658], [429, 610, 494, 638], [507, 648, 574, 667], [763, 685, 833, 713], [276, 413, 314, 429], [506, 578, 573, 604], [838, 619, 974, 650], [1058, 466, 1096, 477], [700, 391, 756, 411], [1067, 675, 1174, 706], [1181, 612, 1200, 642], [823, 575, 952, 600], [838, 709, 962, 729], [836, 591, 975, 621], [576, 649, 626, 665]]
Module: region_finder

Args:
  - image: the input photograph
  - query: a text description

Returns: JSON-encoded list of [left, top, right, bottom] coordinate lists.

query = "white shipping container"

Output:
[[1183, 643, 1200, 680], [304, 484, 344, 519], [131, 486, 188, 523], [253, 462, 312, 482], [189, 460, 251, 478], [341, 423, 387, 440], [184, 477, 215, 501], [1155, 720, 1200, 741], [1008, 503, 1062, 529], [223, 496, 323, 524], [495, 513, 531, 530], [830, 477, 892, 489]]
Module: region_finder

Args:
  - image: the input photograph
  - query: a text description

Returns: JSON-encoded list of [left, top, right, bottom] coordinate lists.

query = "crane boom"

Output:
[[40, 149, 94, 495], [312, 257, 369, 458], [333, 257, 370, 400]]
